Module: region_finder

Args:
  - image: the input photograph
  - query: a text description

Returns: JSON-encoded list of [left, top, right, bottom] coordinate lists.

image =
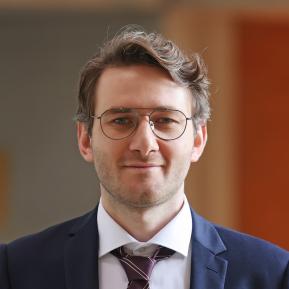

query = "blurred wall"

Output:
[[237, 12, 289, 250]]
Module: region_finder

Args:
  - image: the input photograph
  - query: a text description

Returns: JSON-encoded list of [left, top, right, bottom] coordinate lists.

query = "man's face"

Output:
[[78, 65, 206, 209]]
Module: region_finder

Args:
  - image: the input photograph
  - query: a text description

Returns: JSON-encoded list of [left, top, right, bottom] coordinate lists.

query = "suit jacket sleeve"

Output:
[[0, 244, 11, 289]]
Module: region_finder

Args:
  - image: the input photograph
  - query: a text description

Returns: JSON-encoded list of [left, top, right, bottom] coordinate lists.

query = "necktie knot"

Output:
[[111, 245, 175, 289]]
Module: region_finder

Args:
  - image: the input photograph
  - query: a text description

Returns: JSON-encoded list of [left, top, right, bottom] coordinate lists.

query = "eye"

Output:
[[155, 117, 176, 124], [151, 110, 183, 126], [112, 117, 134, 126]]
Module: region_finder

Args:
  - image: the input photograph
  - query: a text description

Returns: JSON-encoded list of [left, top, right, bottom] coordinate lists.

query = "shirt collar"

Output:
[[97, 196, 192, 258]]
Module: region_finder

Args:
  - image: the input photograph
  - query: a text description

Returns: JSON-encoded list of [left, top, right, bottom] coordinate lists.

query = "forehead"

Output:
[[94, 65, 192, 114]]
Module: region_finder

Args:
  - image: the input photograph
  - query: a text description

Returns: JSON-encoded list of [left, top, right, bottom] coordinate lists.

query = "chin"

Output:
[[124, 198, 163, 209], [122, 189, 169, 209]]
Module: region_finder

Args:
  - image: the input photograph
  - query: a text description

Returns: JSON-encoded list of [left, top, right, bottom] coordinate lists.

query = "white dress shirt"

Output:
[[97, 197, 192, 289]]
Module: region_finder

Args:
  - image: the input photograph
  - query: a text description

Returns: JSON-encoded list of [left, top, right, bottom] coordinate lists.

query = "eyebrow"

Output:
[[108, 106, 178, 112]]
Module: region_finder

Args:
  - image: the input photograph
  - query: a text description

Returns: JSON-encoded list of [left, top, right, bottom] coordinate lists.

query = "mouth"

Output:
[[122, 163, 163, 169]]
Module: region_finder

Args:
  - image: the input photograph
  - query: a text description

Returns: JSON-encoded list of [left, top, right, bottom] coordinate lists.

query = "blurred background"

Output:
[[0, 0, 289, 250]]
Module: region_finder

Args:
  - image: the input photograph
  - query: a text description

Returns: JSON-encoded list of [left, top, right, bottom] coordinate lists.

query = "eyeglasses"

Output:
[[90, 107, 193, 141]]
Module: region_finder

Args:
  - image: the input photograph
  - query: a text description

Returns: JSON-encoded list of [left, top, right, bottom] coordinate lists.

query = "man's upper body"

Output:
[[0, 199, 288, 289], [1, 26, 288, 288]]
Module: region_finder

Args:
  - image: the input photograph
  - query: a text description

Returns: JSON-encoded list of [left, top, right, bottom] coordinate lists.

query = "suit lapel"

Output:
[[189, 210, 228, 289], [64, 208, 99, 289]]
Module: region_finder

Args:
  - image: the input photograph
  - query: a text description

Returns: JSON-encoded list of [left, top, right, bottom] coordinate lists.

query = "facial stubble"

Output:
[[92, 147, 192, 210]]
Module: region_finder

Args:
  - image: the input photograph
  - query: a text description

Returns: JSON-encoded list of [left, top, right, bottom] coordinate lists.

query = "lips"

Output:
[[123, 163, 162, 168], [121, 160, 165, 169]]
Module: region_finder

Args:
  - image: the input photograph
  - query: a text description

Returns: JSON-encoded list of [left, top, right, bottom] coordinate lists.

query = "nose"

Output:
[[128, 117, 159, 158]]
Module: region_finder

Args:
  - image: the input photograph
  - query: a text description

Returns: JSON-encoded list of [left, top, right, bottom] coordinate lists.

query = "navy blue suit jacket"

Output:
[[0, 206, 288, 289]]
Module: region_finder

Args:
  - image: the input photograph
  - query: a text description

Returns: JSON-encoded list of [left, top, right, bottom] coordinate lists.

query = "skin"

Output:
[[77, 65, 207, 241]]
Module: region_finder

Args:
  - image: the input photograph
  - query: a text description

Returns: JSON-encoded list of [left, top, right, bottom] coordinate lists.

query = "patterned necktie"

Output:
[[111, 245, 175, 289]]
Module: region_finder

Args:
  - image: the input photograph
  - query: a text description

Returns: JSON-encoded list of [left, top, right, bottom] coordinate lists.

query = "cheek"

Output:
[[163, 137, 194, 154], [158, 142, 172, 158], [159, 140, 194, 167], [159, 142, 183, 162], [92, 139, 127, 164]]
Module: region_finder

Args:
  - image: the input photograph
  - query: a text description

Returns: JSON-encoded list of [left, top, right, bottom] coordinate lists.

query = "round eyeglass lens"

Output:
[[100, 110, 138, 140], [149, 109, 187, 140]]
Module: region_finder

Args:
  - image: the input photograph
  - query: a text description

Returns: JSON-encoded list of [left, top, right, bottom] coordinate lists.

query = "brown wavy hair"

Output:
[[75, 25, 210, 135]]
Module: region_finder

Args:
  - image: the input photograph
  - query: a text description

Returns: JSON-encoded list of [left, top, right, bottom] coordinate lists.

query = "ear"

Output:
[[77, 122, 94, 163], [191, 124, 207, 163]]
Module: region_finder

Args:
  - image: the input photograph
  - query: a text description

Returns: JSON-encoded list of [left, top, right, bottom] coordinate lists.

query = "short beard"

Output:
[[99, 174, 184, 210]]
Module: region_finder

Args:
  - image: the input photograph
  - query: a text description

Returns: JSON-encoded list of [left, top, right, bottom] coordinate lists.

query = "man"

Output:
[[0, 26, 288, 289]]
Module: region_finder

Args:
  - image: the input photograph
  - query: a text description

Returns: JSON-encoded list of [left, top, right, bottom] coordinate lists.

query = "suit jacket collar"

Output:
[[64, 205, 228, 289], [189, 209, 228, 289]]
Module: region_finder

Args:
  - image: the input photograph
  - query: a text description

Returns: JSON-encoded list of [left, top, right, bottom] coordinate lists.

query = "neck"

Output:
[[101, 190, 185, 242]]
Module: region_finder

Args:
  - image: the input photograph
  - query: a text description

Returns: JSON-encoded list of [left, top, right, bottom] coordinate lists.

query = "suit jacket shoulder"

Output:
[[0, 209, 98, 289], [1, 206, 289, 289], [190, 209, 289, 289], [216, 224, 289, 288]]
